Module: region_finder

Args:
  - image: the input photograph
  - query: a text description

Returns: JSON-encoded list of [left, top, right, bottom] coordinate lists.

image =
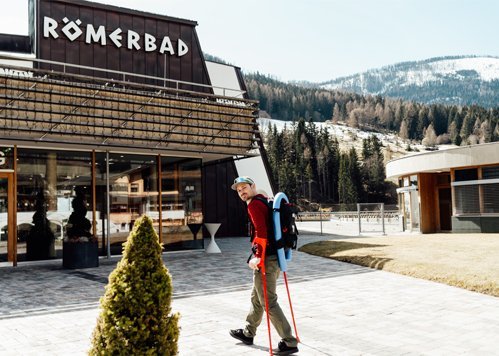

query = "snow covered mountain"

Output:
[[320, 56, 499, 107]]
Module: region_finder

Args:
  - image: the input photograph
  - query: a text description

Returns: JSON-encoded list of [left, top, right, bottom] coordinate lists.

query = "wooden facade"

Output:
[[418, 173, 437, 233], [34, 0, 211, 92], [0, 0, 261, 262]]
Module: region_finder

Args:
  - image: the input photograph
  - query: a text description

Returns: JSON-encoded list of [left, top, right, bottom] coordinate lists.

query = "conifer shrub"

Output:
[[89, 215, 180, 355]]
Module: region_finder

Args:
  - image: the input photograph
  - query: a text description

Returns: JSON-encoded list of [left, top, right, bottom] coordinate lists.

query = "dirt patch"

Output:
[[299, 233, 499, 297]]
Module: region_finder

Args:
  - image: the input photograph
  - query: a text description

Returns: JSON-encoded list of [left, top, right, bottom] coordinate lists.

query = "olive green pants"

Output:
[[244, 255, 298, 347]]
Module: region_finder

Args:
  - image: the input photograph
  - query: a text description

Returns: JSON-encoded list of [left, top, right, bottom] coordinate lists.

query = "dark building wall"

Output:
[[202, 160, 248, 238], [35, 0, 211, 91], [452, 217, 499, 233]]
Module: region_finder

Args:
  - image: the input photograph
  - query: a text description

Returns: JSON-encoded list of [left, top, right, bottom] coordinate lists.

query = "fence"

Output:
[[296, 205, 401, 236]]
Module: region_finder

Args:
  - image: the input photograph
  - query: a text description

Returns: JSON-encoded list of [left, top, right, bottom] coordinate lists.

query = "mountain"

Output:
[[320, 56, 499, 108]]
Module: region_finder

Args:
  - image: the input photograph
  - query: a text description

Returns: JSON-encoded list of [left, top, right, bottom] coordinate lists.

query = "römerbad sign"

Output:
[[43, 15, 189, 56]]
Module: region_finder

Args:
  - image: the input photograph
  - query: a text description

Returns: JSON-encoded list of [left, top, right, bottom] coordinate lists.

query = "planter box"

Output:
[[63, 241, 99, 269]]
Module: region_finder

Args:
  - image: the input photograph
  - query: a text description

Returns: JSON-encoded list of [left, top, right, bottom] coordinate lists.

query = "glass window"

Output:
[[454, 168, 478, 182], [454, 185, 480, 214], [0, 147, 13, 170], [482, 165, 499, 180], [0, 176, 8, 262], [482, 183, 499, 214], [16, 149, 92, 261], [161, 157, 203, 250], [95, 153, 158, 256]]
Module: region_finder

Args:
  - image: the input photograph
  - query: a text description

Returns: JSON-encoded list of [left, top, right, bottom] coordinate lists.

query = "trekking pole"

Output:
[[283, 271, 300, 342], [253, 237, 273, 355], [261, 269, 274, 355]]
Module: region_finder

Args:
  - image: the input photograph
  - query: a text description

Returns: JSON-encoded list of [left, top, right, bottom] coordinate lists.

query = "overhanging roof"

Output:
[[0, 56, 259, 159], [386, 142, 499, 178]]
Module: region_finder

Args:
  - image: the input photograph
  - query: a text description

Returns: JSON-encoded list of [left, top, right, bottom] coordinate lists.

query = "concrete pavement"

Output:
[[1, 234, 498, 355]]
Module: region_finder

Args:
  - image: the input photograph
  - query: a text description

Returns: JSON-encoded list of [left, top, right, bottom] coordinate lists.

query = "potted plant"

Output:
[[63, 186, 99, 269], [26, 189, 56, 261]]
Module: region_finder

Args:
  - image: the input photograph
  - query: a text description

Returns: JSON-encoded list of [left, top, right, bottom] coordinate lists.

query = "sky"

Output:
[[2, 0, 499, 83]]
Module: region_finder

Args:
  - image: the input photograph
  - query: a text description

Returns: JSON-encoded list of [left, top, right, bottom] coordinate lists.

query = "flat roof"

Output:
[[386, 142, 499, 178]]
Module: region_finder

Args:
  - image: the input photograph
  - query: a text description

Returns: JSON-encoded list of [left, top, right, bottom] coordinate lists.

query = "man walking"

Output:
[[229, 176, 299, 355]]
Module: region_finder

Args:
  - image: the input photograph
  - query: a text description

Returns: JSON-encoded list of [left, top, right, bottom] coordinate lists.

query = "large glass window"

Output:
[[453, 166, 499, 215], [161, 157, 203, 250], [96, 153, 158, 255], [16, 149, 92, 261]]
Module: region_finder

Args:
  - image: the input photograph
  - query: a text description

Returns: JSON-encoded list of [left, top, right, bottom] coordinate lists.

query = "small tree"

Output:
[[26, 189, 55, 260], [66, 186, 92, 241], [89, 215, 180, 355]]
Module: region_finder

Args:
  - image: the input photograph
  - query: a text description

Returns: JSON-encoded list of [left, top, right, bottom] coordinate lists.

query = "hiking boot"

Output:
[[229, 329, 254, 345], [274, 340, 299, 355]]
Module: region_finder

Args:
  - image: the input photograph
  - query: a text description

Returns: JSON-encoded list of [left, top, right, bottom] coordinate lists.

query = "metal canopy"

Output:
[[0, 57, 259, 158]]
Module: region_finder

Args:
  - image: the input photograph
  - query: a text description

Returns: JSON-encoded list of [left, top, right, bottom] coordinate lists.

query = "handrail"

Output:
[[0, 53, 247, 99]]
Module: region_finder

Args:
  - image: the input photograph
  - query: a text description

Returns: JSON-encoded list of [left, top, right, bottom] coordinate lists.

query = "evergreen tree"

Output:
[[90, 216, 179, 355], [338, 153, 357, 206]]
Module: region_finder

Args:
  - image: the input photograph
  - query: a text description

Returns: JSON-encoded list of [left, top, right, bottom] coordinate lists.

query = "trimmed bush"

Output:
[[89, 215, 180, 355]]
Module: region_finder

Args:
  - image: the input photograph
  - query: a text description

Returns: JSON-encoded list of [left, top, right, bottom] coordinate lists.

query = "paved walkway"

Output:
[[1, 233, 498, 355]]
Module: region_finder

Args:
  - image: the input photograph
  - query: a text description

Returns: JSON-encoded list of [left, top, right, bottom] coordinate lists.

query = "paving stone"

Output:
[[1, 235, 498, 355]]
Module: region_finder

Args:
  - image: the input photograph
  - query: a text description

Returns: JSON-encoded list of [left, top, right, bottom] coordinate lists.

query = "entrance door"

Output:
[[438, 188, 452, 231], [0, 172, 15, 264]]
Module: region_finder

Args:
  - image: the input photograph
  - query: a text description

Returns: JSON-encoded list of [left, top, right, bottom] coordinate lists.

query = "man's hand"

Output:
[[248, 257, 261, 270]]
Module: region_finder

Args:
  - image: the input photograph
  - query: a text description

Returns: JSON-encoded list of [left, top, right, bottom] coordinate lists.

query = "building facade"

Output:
[[0, 0, 261, 265], [386, 142, 499, 234]]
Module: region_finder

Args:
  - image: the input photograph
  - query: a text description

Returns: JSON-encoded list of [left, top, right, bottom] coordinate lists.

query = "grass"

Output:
[[299, 234, 499, 297]]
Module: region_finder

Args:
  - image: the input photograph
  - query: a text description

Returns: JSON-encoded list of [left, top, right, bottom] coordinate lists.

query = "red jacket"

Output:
[[247, 194, 276, 257]]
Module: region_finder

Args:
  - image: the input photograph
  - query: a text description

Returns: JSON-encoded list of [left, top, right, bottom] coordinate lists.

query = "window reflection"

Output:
[[16, 149, 92, 261], [161, 157, 203, 250], [96, 153, 158, 255]]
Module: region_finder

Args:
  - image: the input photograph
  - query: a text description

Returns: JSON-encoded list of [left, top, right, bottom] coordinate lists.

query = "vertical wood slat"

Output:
[[450, 169, 456, 216], [12, 146, 17, 266], [478, 167, 485, 214], [92, 150, 96, 238], [157, 154, 162, 244]]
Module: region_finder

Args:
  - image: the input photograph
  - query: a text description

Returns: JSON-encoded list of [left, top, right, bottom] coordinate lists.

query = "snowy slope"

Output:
[[258, 117, 458, 163], [320, 56, 499, 107]]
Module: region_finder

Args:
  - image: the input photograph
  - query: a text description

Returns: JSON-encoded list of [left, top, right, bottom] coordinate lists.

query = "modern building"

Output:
[[386, 142, 499, 233], [0, 0, 271, 265]]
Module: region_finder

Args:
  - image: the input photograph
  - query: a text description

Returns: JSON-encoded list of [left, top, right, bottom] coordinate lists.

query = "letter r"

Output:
[[44, 16, 59, 39]]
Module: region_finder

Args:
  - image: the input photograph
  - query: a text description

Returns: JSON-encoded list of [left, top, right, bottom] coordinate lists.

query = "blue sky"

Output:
[[3, 0, 498, 82]]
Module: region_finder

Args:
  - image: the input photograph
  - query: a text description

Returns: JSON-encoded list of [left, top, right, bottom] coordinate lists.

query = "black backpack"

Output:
[[253, 195, 299, 251]]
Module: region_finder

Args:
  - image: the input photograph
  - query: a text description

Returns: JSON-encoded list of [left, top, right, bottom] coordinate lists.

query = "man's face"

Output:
[[236, 183, 255, 202]]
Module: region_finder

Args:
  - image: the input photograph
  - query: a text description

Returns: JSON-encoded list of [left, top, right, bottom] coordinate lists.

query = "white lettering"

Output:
[[43, 16, 59, 39], [41, 16, 189, 56], [0, 68, 33, 78], [61, 17, 83, 42], [144, 33, 157, 52], [86, 24, 106, 45], [127, 30, 141, 50], [0, 152, 5, 166], [178, 39, 188, 57], [109, 28, 123, 48], [159, 36, 175, 55]]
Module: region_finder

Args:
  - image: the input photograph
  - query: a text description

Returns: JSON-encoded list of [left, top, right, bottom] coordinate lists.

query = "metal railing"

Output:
[[0, 53, 249, 99]]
